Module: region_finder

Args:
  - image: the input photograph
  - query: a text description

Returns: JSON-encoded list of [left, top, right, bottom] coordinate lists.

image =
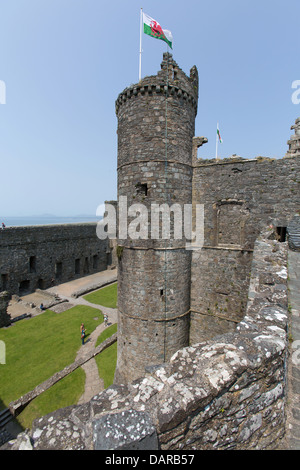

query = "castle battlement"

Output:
[[115, 53, 198, 115]]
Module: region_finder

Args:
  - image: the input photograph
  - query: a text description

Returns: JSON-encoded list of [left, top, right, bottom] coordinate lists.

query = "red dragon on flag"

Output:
[[142, 12, 173, 49], [150, 20, 165, 39]]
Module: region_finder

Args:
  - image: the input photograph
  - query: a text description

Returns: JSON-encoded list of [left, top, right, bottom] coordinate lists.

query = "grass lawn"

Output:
[[95, 323, 118, 389], [83, 282, 117, 309], [0, 305, 103, 412], [17, 367, 86, 430]]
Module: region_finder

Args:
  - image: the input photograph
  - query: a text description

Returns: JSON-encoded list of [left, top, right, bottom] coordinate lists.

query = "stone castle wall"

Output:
[[190, 155, 300, 343], [0, 223, 111, 296]]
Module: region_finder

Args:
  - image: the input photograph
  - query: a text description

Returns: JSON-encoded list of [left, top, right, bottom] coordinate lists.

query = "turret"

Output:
[[114, 54, 199, 384]]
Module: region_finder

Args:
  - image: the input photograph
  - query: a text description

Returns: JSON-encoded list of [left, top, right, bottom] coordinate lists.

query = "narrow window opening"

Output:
[[93, 254, 99, 270], [107, 251, 112, 266], [29, 256, 36, 273], [55, 262, 62, 279], [160, 289, 164, 297], [83, 257, 89, 274], [276, 227, 287, 242], [75, 258, 81, 275], [1, 274, 8, 290], [135, 182, 148, 196]]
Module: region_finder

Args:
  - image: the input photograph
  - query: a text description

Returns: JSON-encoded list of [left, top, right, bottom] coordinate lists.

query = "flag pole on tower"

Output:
[[139, 8, 143, 81], [139, 10, 173, 81]]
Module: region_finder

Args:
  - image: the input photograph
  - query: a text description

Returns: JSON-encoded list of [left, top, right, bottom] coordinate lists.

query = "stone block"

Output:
[[93, 410, 158, 450]]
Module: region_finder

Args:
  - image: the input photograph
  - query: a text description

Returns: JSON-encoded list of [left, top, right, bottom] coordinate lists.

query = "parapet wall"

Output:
[[8, 229, 289, 450], [0, 223, 111, 295]]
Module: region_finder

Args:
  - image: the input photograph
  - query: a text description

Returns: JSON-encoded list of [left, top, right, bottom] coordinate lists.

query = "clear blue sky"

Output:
[[0, 0, 299, 216]]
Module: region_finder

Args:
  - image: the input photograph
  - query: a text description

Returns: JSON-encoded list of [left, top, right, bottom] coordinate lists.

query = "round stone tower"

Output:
[[114, 53, 199, 384]]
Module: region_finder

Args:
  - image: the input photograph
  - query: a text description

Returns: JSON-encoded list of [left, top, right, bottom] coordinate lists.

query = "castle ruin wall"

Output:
[[0, 223, 111, 296], [190, 155, 300, 343]]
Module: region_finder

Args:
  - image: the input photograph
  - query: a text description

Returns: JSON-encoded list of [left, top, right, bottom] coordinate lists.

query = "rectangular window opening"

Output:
[[135, 182, 148, 196], [83, 257, 89, 274], [29, 256, 36, 273], [55, 262, 62, 279], [276, 227, 287, 242], [75, 258, 81, 275], [93, 254, 99, 270], [1, 274, 8, 290]]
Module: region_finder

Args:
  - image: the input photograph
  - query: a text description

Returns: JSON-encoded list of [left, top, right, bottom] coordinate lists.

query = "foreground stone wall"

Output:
[[0, 223, 111, 295], [6, 230, 289, 450]]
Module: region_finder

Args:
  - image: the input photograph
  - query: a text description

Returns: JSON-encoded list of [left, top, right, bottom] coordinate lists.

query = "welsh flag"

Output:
[[217, 125, 223, 143], [143, 12, 173, 49]]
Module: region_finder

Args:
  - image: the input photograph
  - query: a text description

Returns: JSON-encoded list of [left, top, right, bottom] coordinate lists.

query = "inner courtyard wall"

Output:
[[0, 223, 111, 296]]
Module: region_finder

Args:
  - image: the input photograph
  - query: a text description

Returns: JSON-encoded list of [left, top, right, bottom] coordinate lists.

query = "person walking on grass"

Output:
[[80, 323, 86, 345]]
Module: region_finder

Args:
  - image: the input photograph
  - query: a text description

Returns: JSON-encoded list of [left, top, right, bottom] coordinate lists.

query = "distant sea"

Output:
[[0, 215, 100, 227]]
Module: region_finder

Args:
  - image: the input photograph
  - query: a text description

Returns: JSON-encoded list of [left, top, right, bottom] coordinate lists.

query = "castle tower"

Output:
[[114, 53, 199, 384]]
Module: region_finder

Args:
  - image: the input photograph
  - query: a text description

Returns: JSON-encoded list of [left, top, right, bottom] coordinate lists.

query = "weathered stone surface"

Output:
[[287, 215, 300, 251], [31, 406, 86, 450], [0, 223, 113, 296], [93, 410, 158, 450]]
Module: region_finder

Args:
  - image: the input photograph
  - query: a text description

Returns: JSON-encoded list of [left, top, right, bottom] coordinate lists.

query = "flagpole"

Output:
[[216, 122, 219, 160], [139, 8, 143, 81]]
